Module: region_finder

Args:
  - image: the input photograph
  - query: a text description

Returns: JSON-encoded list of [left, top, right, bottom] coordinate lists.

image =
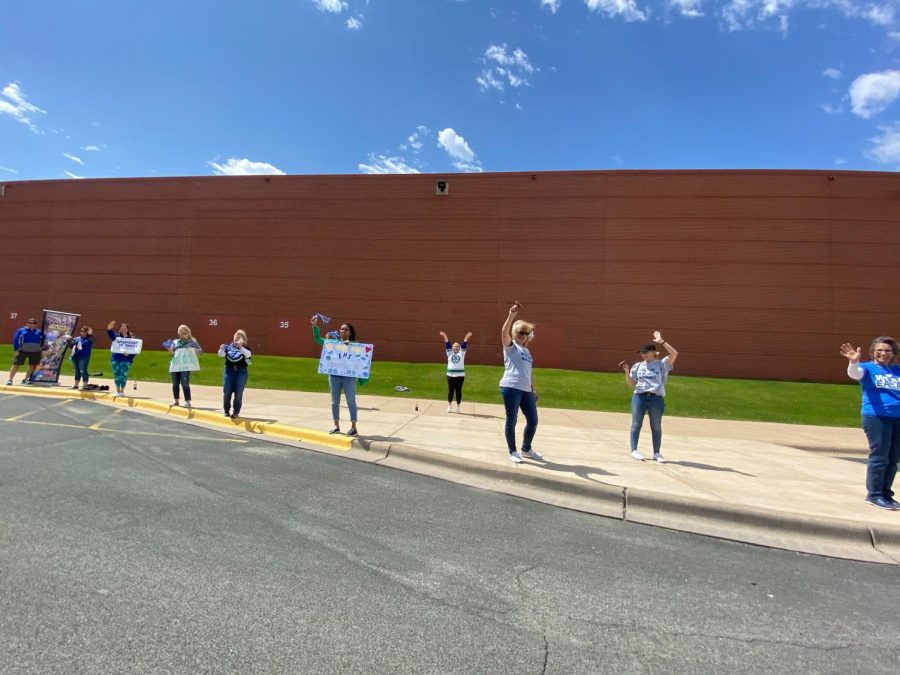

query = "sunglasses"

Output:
[[516, 330, 531, 336]]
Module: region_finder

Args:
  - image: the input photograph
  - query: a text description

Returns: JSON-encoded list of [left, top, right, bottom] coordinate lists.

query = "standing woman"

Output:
[[841, 337, 900, 510], [310, 315, 366, 436], [219, 329, 251, 418], [70, 326, 94, 389], [106, 320, 137, 398], [167, 324, 202, 407], [440, 330, 472, 413], [619, 331, 678, 463], [499, 302, 543, 463]]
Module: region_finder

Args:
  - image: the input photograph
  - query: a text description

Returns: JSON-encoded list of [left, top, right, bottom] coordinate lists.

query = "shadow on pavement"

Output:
[[667, 460, 755, 477], [536, 460, 617, 483]]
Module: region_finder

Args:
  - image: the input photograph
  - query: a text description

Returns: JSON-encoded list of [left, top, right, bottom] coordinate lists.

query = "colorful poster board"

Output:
[[31, 309, 80, 384], [317, 340, 373, 379]]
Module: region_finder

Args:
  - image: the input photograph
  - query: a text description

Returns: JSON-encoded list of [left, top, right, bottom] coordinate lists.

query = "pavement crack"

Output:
[[540, 633, 549, 675], [516, 564, 539, 588]]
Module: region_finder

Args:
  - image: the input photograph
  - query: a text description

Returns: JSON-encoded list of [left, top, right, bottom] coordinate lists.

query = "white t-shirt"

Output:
[[499, 343, 533, 392], [446, 345, 467, 377], [630, 356, 673, 396]]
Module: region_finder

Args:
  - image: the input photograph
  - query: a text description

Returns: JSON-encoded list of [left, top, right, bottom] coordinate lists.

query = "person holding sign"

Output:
[[440, 330, 472, 413], [218, 329, 251, 418], [500, 302, 543, 464], [311, 315, 368, 436], [106, 320, 139, 398], [7, 317, 45, 385], [166, 325, 202, 408]]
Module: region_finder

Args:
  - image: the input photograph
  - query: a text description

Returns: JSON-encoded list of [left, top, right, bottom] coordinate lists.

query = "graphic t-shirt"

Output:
[[858, 362, 900, 418], [630, 356, 673, 396], [499, 343, 533, 392], [446, 341, 468, 377]]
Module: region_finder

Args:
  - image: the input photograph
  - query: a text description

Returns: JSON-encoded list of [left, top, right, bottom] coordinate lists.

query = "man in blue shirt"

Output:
[[7, 318, 45, 385]]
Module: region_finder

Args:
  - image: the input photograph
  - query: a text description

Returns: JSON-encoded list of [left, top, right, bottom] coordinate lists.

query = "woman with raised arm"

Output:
[[499, 302, 543, 464], [166, 324, 202, 408], [841, 337, 900, 511], [440, 330, 472, 413], [106, 320, 138, 398], [619, 330, 678, 463], [311, 315, 366, 436]]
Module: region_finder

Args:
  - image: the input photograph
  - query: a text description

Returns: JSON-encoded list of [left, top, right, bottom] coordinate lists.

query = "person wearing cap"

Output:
[[840, 337, 900, 511], [619, 331, 678, 463], [500, 301, 544, 464], [7, 317, 45, 385]]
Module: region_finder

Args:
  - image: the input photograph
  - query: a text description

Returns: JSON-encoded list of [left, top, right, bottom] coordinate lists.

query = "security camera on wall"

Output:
[[436, 180, 448, 195]]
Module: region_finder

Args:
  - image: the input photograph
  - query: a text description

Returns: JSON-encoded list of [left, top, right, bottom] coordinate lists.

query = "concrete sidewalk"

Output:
[[3, 379, 899, 565]]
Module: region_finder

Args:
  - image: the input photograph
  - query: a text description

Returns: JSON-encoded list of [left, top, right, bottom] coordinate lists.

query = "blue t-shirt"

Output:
[[499, 343, 533, 392], [71, 335, 94, 361], [630, 356, 673, 396], [858, 362, 900, 418]]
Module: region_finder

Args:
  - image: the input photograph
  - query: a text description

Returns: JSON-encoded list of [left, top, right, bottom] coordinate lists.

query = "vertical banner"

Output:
[[31, 309, 80, 384], [317, 340, 374, 379]]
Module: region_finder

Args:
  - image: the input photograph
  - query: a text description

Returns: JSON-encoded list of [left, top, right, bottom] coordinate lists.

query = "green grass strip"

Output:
[[0, 345, 861, 428]]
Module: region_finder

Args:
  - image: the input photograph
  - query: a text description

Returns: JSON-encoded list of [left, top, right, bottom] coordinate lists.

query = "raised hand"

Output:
[[310, 315, 318, 326], [439, 331, 448, 341], [509, 301, 522, 315], [653, 330, 664, 344], [840, 343, 861, 361], [618, 360, 629, 373]]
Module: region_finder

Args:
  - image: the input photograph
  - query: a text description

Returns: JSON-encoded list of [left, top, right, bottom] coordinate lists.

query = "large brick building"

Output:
[[1, 170, 897, 382]]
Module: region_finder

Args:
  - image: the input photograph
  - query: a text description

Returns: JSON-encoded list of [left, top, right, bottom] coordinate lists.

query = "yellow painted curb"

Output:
[[0, 385, 352, 451]]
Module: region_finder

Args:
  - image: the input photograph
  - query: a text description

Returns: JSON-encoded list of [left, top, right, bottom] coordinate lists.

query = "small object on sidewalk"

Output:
[[394, 385, 410, 392], [415, 403, 419, 412], [631, 450, 646, 461], [133, 381, 138, 390]]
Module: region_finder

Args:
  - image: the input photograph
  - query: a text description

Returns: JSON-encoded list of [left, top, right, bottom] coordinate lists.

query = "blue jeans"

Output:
[[329, 375, 358, 423], [500, 387, 538, 454], [861, 415, 900, 502], [171, 371, 192, 402], [72, 357, 90, 384], [224, 367, 248, 416], [631, 393, 666, 453]]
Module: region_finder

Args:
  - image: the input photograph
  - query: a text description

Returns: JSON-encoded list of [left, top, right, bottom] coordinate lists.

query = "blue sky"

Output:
[[1, 0, 899, 180]]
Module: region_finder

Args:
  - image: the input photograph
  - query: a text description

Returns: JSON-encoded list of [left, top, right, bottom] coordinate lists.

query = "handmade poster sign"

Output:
[[110, 338, 143, 356], [317, 339, 373, 379]]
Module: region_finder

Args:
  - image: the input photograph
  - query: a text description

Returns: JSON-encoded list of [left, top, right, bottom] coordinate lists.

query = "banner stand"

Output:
[[30, 309, 81, 385]]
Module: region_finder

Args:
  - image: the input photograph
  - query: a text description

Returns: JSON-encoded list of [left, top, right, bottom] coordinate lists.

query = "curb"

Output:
[[0, 384, 352, 451], [4, 385, 899, 564]]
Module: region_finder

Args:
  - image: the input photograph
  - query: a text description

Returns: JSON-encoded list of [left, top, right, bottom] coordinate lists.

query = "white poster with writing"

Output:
[[111, 337, 143, 355]]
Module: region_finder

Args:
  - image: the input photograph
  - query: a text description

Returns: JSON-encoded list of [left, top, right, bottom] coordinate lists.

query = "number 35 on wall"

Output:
[[279, 321, 290, 329]]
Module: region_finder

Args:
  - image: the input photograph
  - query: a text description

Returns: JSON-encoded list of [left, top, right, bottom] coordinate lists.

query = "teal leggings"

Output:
[[112, 360, 132, 389]]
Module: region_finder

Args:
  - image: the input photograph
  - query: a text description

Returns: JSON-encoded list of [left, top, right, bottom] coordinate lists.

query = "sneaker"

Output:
[[890, 500, 900, 509], [71, 384, 80, 389], [510, 451, 523, 463], [447, 404, 453, 413], [522, 449, 545, 461], [113, 392, 122, 398], [653, 453, 666, 463], [5, 380, 11, 386], [631, 450, 646, 461], [231, 413, 240, 419], [455, 405, 461, 413], [224, 411, 231, 418], [22, 379, 32, 385], [346, 428, 358, 437], [172, 401, 180, 407], [329, 427, 341, 434], [184, 401, 192, 408], [866, 497, 898, 510]]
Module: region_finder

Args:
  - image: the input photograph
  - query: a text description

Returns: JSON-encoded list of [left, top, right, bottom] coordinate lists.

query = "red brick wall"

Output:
[[1, 170, 897, 382]]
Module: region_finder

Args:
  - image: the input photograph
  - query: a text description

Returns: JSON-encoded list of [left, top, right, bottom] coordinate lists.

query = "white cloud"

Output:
[[668, 0, 704, 17], [822, 67, 842, 79], [541, 0, 562, 12], [585, 0, 648, 21], [0, 166, 17, 174], [0, 82, 46, 133], [81, 144, 103, 152], [478, 44, 537, 93], [346, 15, 362, 29], [437, 128, 483, 172], [834, 158, 847, 165], [849, 69, 900, 118], [402, 125, 430, 152], [890, 31, 900, 40], [358, 154, 421, 174], [866, 122, 900, 163], [820, 102, 844, 114], [207, 157, 286, 175], [722, 0, 896, 32], [312, 0, 347, 12], [63, 153, 84, 165], [862, 3, 894, 24], [63, 170, 84, 179]]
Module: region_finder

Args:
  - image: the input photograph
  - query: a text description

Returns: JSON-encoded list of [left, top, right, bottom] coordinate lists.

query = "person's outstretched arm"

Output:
[[619, 360, 636, 388], [840, 343, 864, 380], [654, 330, 678, 366], [310, 315, 325, 345], [501, 302, 520, 347]]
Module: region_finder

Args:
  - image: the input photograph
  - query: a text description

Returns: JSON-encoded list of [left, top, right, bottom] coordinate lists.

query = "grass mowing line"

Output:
[[0, 346, 861, 428]]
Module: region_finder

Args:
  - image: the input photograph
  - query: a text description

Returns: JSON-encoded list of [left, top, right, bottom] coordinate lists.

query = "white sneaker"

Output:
[[522, 449, 544, 461], [455, 405, 461, 413], [653, 453, 666, 463], [631, 450, 646, 461], [510, 451, 523, 463], [447, 404, 452, 413], [172, 401, 179, 406], [184, 401, 192, 408], [5, 379, 11, 386]]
